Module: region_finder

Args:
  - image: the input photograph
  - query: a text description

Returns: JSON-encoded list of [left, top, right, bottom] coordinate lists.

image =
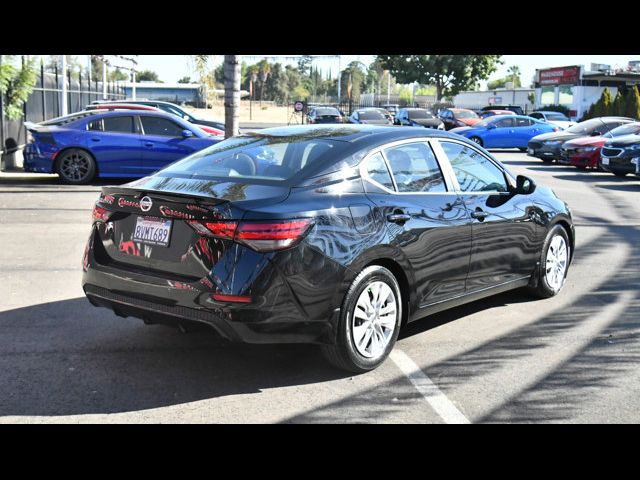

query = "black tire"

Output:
[[518, 147, 527, 152], [541, 157, 553, 164], [576, 165, 587, 171], [613, 170, 627, 178], [469, 136, 483, 147], [321, 265, 402, 373], [56, 148, 96, 184], [528, 224, 570, 299]]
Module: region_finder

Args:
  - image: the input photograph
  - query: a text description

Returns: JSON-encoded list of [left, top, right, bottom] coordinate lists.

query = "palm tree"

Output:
[[224, 55, 241, 138], [257, 59, 271, 106], [507, 65, 521, 88]]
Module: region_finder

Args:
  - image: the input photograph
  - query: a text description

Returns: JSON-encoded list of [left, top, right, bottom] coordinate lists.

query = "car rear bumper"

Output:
[[528, 142, 561, 160], [82, 227, 340, 345], [23, 144, 56, 173]]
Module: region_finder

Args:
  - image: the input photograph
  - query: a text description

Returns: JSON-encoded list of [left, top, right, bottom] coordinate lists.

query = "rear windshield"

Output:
[[407, 110, 434, 119], [41, 112, 95, 126], [454, 110, 479, 119], [315, 108, 340, 116], [566, 118, 605, 134], [545, 112, 569, 121], [157, 134, 344, 182], [358, 111, 386, 120]]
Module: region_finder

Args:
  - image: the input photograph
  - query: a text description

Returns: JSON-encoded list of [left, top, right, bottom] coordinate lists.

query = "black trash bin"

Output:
[[1, 138, 19, 171]]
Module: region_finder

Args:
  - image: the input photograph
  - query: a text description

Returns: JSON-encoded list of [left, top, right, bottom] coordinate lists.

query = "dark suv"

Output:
[[481, 105, 525, 116]]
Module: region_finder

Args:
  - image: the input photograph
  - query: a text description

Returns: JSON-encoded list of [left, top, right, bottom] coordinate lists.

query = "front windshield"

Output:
[[604, 122, 640, 138], [454, 110, 479, 119], [566, 118, 604, 134], [158, 134, 343, 182], [408, 110, 434, 119]]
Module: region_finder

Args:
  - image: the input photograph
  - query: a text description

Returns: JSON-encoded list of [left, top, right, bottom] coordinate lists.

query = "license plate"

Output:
[[527, 148, 534, 155], [601, 157, 609, 166], [133, 216, 172, 247]]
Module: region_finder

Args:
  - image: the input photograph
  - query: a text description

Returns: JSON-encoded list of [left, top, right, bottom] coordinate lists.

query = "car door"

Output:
[[362, 140, 472, 307], [85, 115, 145, 175], [487, 116, 516, 148], [138, 115, 200, 173], [511, 116, 537, 148], [436, 139, 540, 291]]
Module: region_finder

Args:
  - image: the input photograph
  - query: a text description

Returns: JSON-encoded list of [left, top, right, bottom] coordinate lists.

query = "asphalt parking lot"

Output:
[[0, 152, 638, 423]]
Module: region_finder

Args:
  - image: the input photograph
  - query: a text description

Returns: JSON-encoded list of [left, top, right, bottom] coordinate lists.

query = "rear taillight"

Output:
[[553, 127, 560, 132], [187, 219, 313, 252], [92, 204, 112, 223], [211, 293, 252, 303]]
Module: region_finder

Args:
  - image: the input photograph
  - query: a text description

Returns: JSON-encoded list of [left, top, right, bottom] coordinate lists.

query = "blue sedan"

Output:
[[450, 115, 558, 150], [24, 110, 222, 184]]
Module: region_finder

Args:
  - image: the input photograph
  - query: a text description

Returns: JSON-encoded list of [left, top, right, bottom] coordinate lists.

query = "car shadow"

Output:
[[0, 297, 348, 417], [399, 288, 533, 340]]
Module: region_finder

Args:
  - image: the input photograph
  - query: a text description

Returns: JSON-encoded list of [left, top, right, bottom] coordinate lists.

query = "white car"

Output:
[[529, 111, 575, 130]]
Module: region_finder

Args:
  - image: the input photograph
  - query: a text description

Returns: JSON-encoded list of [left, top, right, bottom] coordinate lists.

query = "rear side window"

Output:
[[141, 116, 185, 137], [103, 116, 134, 133], [494, 117, 515, 128], [87, 119, 103, 131], [383, 142, 446, 193], [515, 117, 533, 127], [366, 152, 394, 190]]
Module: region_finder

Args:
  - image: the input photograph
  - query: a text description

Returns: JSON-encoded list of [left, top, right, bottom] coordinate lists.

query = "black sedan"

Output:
[[600, 133, 640, 177], [83, 125, 575, 372], [527, 116, 633, 163], [307, 106, 343, 124]]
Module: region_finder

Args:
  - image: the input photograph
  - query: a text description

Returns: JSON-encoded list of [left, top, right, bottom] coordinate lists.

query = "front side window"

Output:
[[494, 117, 515, 128], [102, 116, 134, 133], [514, 117, 533, 127], [440, 141, 508, 193], [141, 116, 185, 137], [383, 142, 446, 193]]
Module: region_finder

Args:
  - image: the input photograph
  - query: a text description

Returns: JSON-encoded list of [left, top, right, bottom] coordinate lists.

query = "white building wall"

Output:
[[453, 89, 535, 110]]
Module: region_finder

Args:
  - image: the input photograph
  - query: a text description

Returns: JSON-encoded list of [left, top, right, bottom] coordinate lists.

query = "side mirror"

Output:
[[591, 131, 601, 136], [516, 175, 536, 195], [182, 129, 194, 138], [487, 124, 497, 129]]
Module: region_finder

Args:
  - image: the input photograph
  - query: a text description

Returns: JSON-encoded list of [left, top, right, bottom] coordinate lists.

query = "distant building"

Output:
[[533, 64, 640, 120], [453, 88, 535, 112]]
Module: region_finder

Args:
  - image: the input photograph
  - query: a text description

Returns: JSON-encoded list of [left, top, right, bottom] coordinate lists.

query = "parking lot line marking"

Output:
[[390, 349, 470, 424]]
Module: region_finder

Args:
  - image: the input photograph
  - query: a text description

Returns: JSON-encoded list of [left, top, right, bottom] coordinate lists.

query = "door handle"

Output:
[[387, 212, 411, 224], [470, 208, 489, 220], [91, 137, 100, 142], [144, 142, 154, 147]]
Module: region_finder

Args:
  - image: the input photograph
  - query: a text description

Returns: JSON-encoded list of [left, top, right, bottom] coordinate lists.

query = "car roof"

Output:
[[249, 124, 465, 145]]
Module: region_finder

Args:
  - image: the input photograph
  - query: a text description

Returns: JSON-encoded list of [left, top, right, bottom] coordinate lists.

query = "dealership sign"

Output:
[[539, 66, 580, 85]]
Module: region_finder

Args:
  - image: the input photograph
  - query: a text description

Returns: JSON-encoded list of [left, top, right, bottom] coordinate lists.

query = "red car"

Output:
[[479, 109, 516, 119], [438, 108, 482, 130], [560, 122, 640, 169]]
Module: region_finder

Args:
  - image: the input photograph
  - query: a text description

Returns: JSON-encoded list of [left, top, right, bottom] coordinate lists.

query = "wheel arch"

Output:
[[53, 146, 99, 177], [550, 218, 575, 263]]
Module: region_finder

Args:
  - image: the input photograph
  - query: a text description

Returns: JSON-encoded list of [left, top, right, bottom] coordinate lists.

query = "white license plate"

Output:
[[527, 148, 534, 155], [133, 216, 173, 247], [601, 157, 610, 166]]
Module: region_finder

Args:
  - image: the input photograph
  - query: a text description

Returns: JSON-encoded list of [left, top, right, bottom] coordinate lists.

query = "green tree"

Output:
[[613, 89, 625, 117], [136, 69, 161, 82], [378, 55, 502, 101], [625, 85, 640, 119], [177, 76, 192, 83], [340, 61, 366, 102], [507, 65, 521, 87], [593, 87, 613, 117], [487, 74, 522, 89], [0, 55, 38, 120], [297, 55, 313, 76], [108, 68, 129, 82]]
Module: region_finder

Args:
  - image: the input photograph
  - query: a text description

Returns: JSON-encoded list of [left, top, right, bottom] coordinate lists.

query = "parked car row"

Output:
[[527, 116, 640, 177]]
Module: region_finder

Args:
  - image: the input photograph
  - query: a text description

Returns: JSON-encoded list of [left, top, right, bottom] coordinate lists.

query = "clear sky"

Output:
[[37, 55, 640, 87]]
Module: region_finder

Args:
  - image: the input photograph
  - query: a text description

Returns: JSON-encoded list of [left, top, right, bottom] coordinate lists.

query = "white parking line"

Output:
[[390, 349, 470, 424]]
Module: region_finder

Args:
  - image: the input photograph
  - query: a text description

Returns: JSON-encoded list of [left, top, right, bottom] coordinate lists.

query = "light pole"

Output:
[[61, 55, 68, 116], [102, 57, 107, 99], [337, 55, 341, 103]]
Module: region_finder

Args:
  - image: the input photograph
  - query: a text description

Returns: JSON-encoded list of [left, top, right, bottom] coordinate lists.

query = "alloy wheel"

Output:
[[60, 151, 91, 183], [545, 235, 568, 291], [352, 281, 397, 359]]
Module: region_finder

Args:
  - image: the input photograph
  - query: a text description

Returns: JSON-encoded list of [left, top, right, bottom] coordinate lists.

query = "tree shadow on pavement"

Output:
[[0, 297, 346, 417]]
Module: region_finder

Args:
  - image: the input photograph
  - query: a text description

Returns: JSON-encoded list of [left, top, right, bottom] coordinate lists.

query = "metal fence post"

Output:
[[0, 55, 4, 156], [41, 61, 46, 121], [54, 65, 60, 117], [67, 68, 71, 113]]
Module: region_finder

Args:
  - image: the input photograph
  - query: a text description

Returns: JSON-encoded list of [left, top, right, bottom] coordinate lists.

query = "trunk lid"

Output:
[[93, 176, 290, 279]]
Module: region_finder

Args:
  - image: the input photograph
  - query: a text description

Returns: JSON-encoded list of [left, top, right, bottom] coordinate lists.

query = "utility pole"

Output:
[[102, 58, 107, 99], [387, 70, 390, 103], [337, 55, 341, 103], [132, 68, 136, 100], [61, 55, 68, 116]]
